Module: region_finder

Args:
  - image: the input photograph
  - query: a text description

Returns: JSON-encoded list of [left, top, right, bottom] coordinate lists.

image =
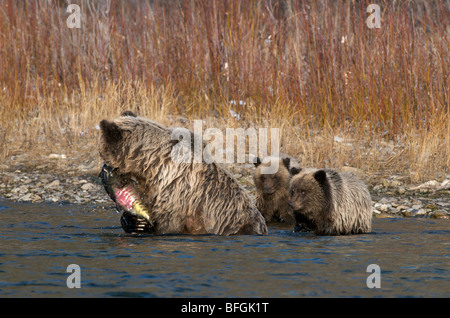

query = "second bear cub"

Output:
[[289, 167, 372, 235]]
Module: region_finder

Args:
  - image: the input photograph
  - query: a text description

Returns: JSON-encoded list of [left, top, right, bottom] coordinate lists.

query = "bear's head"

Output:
[[98, 111, 137, 168], [254, 156, 291, 195], [99, 110, 178, 175], [289, 168, 331, 216]]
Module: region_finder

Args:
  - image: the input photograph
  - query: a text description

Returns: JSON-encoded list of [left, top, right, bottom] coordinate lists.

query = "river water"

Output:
[[0, 200, 449, 298]]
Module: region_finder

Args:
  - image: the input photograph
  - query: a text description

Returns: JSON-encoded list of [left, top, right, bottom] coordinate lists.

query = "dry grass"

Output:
[[0, 0, 448, 183]]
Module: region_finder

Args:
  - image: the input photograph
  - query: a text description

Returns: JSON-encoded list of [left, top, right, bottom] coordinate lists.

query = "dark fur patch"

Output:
[[254, 157, 262, 167], [123, 144, 130, 157], [293, 212, 316, 232], [290, 167, 301, 175], [130, 145, 143, 160], [100, 120, 123, 145], [313, 170, 327, 184], [282, 157, 290, 170], [326, 169, 343, 188], [314, 170, 333, 213], [121, 110, 137, 117]]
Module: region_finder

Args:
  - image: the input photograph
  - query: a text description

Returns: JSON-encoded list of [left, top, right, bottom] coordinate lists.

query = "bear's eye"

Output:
[[300, 190, 306, 195], [290, 189, 294, 197]]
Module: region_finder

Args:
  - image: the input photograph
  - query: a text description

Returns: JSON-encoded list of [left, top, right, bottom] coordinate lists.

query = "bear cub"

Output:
[[253, 155, 298, 224], [289, 167, 372, 235]]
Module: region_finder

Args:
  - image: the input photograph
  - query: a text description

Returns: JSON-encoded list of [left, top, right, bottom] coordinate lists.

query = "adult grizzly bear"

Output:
[[289, 167, 372, 235], [99, 112, 268, 236], [253, 155, 296, 224]]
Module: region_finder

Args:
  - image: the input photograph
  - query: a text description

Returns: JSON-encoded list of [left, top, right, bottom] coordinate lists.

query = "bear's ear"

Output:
[[313, 170, 328, 185], [254, 157, 262, 167], [282, 157, 291, 170], [290, 167, 301, 175], [121, 110, 137, 117], [100, 120, 122, 145]]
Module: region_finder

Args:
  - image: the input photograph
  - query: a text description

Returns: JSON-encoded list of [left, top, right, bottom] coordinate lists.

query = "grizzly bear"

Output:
[[289, 167, 372, 235], [253, 155, 296, 224], [99, 112, 268, 236]]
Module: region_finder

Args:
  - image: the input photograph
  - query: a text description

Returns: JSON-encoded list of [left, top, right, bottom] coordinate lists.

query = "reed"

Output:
[[0, 0, 448, 183]]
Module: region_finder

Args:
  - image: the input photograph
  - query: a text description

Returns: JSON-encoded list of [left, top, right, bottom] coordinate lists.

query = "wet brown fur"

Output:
[[99, 112, 268, 236]]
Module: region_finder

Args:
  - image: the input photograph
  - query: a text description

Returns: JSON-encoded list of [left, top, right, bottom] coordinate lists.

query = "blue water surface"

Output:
[[0, 200, 449, 297]]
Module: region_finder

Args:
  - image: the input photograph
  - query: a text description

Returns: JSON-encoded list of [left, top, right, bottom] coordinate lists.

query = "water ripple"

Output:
[[0, 200, 449, 297]]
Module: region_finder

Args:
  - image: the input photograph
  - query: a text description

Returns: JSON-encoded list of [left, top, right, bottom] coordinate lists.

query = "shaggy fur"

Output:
[[289, 168, 372, 235], [99, 112, 268, 236], [253, 155, 296, 224]]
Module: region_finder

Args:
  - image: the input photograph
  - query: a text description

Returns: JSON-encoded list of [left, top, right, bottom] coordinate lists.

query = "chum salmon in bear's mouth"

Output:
[[114, 184, 152, 223], [99, 163, 152, 224]]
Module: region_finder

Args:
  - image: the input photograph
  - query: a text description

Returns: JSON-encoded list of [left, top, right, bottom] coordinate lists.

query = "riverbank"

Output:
[[1, 153, 448, 219]]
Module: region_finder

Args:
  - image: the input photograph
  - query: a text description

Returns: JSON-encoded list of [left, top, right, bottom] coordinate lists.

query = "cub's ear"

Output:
[[121, 110, 137, 117], [313, 170, 327, 185], [290, 167, 301, 175], [100, 120, 122, 145], [282, 157, 291, 170], [254, 157, 262, 167]]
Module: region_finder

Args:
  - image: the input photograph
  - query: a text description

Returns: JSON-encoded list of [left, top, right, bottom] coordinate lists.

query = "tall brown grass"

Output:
[[0, 0, 448, 183]]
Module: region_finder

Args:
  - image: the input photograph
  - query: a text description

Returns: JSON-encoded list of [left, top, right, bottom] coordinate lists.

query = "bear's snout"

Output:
[[263, 186, 275, 194]]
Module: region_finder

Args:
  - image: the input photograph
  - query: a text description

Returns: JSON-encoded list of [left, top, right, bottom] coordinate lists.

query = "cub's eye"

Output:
[[290, 190, 294, 197], [300, 190, 306, 195]]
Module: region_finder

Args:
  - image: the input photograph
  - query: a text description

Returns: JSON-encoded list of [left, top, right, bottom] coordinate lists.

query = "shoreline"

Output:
[[1, 156, 449, 220]]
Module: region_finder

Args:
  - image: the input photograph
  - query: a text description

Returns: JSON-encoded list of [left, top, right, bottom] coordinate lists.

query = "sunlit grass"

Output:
[[0, 0, 448, 183]]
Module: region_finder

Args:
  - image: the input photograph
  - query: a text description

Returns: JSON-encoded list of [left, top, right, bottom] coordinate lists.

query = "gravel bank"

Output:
[[0, 159, 448, 219]]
